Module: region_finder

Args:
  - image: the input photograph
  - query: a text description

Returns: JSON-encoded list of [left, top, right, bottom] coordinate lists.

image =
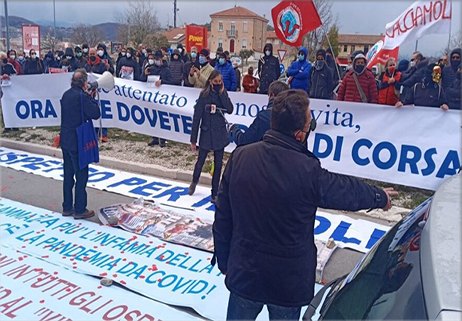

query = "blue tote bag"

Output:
[[76, 91, 99, 169]]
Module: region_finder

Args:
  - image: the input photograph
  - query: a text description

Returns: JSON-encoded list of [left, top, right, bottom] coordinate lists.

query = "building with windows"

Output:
[[338, 34, 383, 59], [209, 6, 268, 55]]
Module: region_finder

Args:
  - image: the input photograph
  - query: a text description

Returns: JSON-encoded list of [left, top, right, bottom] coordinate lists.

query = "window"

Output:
[[364, 45, 369, 54], [343, 45, 348, 52], [219, 22, 223, 31], [242, 39, 247, 49], [351, 45, 356, 52], [243, 21, 248, 33], [231, 22, 236, 36], [218, 38, 223, 48]]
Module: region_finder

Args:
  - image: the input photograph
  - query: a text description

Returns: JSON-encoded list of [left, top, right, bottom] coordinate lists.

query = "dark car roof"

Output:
[[421, 173, 461, 320]]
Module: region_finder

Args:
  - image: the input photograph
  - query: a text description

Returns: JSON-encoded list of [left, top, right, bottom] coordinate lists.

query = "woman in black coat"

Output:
[[23, 49, 43, 74], [189, 70, 234, 203]]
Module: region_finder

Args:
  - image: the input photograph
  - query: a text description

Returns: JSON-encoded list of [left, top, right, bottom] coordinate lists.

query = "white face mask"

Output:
[[83, 48, 88, 53], [148, 59, 154, 65], [31, 54, 37, 59], [18, 55, 24, 61], [97, 50, 104, 57], [121, 52, 126, 56], [178, 48, 183, 53], [10, 55, 16, 60], [265, 50, 271, 56], [126, 53, 131, 58], [410, 61, 416, 67]]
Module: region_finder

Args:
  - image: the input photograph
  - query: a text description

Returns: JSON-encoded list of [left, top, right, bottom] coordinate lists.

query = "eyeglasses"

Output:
[[453, 55, 461, 60]]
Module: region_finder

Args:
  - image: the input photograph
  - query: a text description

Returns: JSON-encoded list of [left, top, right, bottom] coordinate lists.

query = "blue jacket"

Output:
[[287, 47, 311, 93], [231, 99, 273, 146], [60, 86, 101, 152], [215, 61, 237, 91]]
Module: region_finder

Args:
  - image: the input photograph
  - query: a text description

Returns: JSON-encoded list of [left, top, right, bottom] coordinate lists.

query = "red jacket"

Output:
[[8, 58, 22, 75], [338, 69, 378, 103], [378, 71, 402, 106], [242, 74, 259, 93]]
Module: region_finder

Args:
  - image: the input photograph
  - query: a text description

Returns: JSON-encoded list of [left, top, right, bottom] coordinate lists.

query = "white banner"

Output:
[[0, 198, 325, 320], [1, 73, 460, 190], [383, 0, 452, 49], [0, 244, 198, 321], [0, 147, 391, 253]]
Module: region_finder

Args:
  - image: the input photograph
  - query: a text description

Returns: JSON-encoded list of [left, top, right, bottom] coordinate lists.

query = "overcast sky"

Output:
[[4, 0, 462, 57]]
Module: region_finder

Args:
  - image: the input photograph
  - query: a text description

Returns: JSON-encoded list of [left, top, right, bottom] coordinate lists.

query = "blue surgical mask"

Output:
[[199, 56, 207, 64], [219, 58, 225, 65], [298, 54, 305, 61], [62, 65, 69, 70], [191, 52, 197, 59]]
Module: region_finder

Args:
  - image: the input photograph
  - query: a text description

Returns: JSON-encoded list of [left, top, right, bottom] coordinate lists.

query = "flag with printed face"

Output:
[[271, 1, 322, 47]]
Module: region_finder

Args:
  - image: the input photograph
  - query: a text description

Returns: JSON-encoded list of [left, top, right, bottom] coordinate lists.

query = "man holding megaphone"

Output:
[[59, 68, 115, 220]]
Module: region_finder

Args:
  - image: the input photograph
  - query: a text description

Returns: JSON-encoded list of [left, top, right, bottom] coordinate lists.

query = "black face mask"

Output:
[[90, 56, 96, 62], [2, 58, 7, 64], [213, 84, 221, 92]]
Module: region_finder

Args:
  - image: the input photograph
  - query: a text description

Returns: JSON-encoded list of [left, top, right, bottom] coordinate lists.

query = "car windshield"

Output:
[[320, 198, 431, 320]]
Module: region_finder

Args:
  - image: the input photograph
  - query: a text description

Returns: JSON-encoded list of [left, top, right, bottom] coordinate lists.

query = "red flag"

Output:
[[185, 25, 208, 52], [271, 1, 322, 47], [366, 38, 400, 68]]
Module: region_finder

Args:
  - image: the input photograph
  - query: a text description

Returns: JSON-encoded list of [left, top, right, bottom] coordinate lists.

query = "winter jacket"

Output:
[[1, 62, 17, 76], [378, 70, 402, 106], [191, 89, 234, 151], [97, 43, 115, 75], [18, 58, 26, 73], [43, 52, 59, 73], [75, 57, 87, 69], [23, 58, 43, 75], [338, 69, 378, 103], [140, 61, 173, 84], [403, 80, 448, 108], [231, 99, 273, 146], [188, 62, 214, 89], [234, 67, 241, 91], [117, 49, 140, 80], [446, 75, 461, 110], [242, 74, 259, 93], [258, 44, 280, 94], [7, 58, 22, 75], [442, 48, 461, 91], [326, 55, 342, 87], [60, 48, 79, 72], [215, 60, 237, 91], [309, 63, 334, 99], [85, 56, 107, 75], [287, 48, 312, 92], [400, 58, 429, 103], [183, 58, 197, 87], [169, 51, 185, 86], [60, 86, 101, 152], [213, 129, 388, 307]]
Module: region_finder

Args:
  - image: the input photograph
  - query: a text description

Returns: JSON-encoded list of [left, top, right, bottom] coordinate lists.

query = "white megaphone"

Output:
[[89, 71, 115, 91]]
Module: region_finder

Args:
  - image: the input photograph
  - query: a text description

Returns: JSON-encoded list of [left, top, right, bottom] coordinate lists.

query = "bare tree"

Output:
[[449, 30, 462, 50], [41, 32, 59, 52], [302, 0, 336, 61], [143, 34, 169, 50], [71, 24, 105, 47], [117, 0, 161, 47]]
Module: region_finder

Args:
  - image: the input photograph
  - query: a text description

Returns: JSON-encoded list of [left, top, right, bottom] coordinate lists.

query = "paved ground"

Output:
[[0, 165, 368, 283]]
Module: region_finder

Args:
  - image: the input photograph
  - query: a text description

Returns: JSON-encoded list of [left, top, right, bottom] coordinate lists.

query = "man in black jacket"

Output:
[[230, 81, 289, 146], [258, 43, 281, 94], [400, 51, 428, 102], [60, 69, 101, 219], [310, 49, 334, 99], [116, 47, 140, 80], [60, 47, 79, 72], [214, 89, 397, 320]]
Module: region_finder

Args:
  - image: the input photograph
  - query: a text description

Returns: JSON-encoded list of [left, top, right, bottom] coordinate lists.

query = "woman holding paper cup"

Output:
[[141, 51, 173, 148], [189, 70, 234, 203]]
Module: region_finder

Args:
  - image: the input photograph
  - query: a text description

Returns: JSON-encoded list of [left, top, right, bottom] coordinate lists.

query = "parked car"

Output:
[[305, 172, 461, 321]]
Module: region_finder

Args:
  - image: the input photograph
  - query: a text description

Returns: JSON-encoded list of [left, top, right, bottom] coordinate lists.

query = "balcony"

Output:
[[226, 30, 238, 38]]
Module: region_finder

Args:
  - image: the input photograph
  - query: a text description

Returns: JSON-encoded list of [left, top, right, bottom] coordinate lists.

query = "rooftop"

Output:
[[210, 6, 268, 22], [163, 27, 186, 43], [338, 34, 383, 45]]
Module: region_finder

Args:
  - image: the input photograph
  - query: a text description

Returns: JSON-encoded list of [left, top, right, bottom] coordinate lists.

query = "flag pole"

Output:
[[447, 0, 452, 53], [415, 40, 418, 52], [323, 28, 342, 81]]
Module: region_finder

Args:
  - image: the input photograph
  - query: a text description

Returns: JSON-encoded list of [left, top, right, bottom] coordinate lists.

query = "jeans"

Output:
[[227, 293, 302, 321], [95, 127, 108, 137], [192, 147, 224, 197], [62, 148, 89, 214]]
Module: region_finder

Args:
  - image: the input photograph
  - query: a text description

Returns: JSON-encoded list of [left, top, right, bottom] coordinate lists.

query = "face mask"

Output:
[[76, 52, 82, 57], [18, 56, 24, 61], [121, 52, 126, 56], [173, 55, 179, 61], [126, 53, 131, 59], [154, 60, 161, 66], [388, 66, 396, 73], [66, 55, 72, 60], [265, 50, 271, 56], [451, 59, 460, 69], [212, 84, 221, 92], [354, 65, 365, 74], [248, 69, 253, 75], [298, 54, 305, 61], [31, 54, 37, 59], [90, 56, 96, 62], [62, 66, 69, 70], [178, 48, 183, 53], [148, 59, 154, 65], [191, 52, 197, 59], [56, 56, 61, 61], [410, 61, 416, 68], [315, 60, 324, 69], [142, 49, 147, 55], [83, 48, 88, 53], [326, 55, 333, 63], [2, 58, 7, 64], [199, 56, 207, 64], [219, 58, 225, 65], [10, 55, 16, 60], [97, 50, 104, 57]]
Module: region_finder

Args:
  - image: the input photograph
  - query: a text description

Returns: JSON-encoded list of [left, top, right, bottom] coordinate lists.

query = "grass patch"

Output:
[[109, 129, 150, 142], [42, 126, 61, 132], [202, 161, 213, 173]]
